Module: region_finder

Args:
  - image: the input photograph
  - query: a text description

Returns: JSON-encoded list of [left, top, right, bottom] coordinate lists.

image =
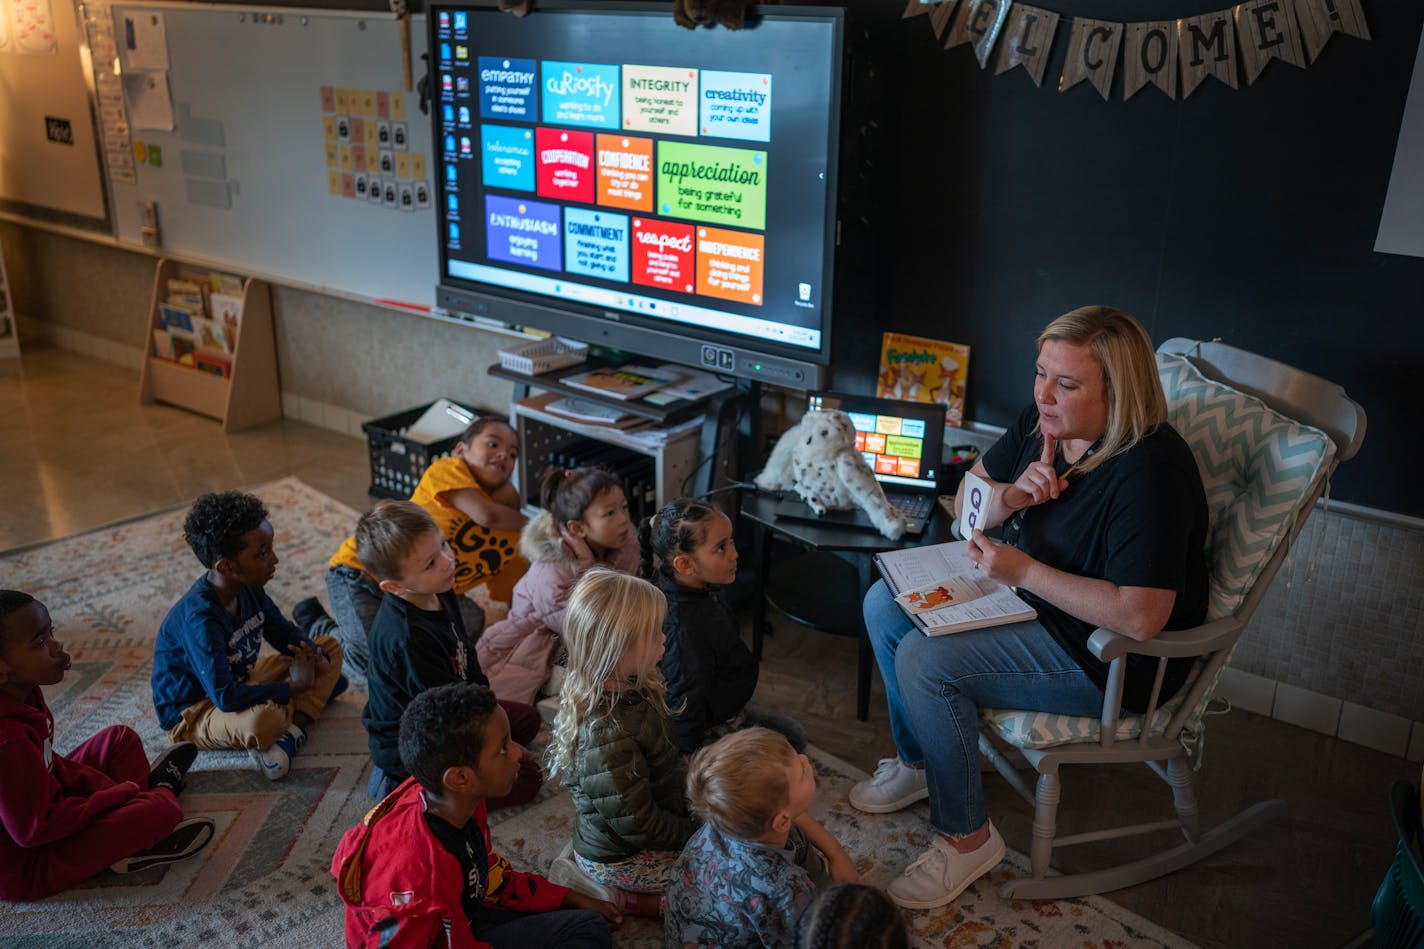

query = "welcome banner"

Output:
[[903, 0, 1370, 100]]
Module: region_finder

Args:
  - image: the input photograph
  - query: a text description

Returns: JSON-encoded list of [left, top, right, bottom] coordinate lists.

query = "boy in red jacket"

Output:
[[0, 591, 213, 902], [332, 681, 619, 947]]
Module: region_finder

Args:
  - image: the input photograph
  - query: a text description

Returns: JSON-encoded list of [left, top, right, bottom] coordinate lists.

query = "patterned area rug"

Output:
[[0, 478, 1197, 948]]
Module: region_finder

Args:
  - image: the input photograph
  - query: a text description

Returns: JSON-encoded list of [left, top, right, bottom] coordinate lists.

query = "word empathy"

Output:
[[904, 0, 1370, 100]]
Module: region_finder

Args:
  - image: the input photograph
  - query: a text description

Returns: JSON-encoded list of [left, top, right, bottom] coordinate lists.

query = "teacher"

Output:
[[852, 306, 1209, 909]]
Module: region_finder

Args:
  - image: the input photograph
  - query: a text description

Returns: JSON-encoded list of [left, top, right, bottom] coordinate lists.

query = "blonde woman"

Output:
[[546, 569, 697, 917], [853, 306, 1210, 910]]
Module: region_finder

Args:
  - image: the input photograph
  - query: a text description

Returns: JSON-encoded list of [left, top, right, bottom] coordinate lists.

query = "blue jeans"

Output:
[[863, 579, 1106, 835], [472, 907, 611, 948]]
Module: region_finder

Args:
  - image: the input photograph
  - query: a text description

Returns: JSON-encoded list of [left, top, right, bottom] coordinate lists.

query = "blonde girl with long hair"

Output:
[[546, 568, 697, 918]]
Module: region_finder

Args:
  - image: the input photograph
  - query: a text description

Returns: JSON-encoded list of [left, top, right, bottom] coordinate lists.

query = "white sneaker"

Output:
[[849, 757, 929, 813], [249, 725, 305, 781], [547, 842, 612, 903], [887, 823, 1006, 910]]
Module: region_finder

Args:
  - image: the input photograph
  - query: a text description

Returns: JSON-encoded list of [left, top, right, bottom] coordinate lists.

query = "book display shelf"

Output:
[[137, 258, 281, 432]]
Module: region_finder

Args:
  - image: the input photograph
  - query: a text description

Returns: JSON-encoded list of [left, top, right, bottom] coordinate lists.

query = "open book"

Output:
[[874, 540, 1036, 636]]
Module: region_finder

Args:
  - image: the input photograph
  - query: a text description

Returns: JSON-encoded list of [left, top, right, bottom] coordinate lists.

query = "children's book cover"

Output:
[[876, 332, 971, 427], [562, 366, 678, 401]]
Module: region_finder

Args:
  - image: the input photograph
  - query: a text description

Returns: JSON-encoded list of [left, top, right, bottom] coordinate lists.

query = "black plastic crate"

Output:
[[362, 401, 476, 499]]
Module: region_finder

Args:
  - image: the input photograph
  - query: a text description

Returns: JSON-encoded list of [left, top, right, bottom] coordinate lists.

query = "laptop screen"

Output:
[[807, 391, 944, 491]]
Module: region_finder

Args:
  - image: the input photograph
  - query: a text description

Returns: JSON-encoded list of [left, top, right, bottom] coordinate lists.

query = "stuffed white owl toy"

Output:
[[755, 409, 908, 541]]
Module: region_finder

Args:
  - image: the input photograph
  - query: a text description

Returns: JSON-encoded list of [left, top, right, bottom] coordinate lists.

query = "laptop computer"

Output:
[[771, 391, 946, 538]]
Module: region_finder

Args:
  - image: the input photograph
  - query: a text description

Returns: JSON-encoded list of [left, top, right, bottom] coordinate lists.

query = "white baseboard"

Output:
[[39, 323, 144, 371], [1217, 666, 1423, 761]]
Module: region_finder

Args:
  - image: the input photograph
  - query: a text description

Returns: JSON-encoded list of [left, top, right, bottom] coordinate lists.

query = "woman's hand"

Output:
[[1001, 434, 1069, 513], [966, 530, 1036, 587]]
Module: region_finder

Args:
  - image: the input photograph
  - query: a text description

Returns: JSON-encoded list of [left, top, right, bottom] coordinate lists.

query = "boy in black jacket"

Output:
[[357, 501, 543, 805]]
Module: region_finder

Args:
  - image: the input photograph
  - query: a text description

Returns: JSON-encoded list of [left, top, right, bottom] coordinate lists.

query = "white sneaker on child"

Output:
[[887, 823, 1006, 910], [849, 757, 929, 813], [249, 724, 306, 781], [548, 841, 612, 903]]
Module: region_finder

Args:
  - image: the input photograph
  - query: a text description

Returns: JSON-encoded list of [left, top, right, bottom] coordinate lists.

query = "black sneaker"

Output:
[[292, 597, 331, 635], [148, 741, 199, 796], [110, 818, 215, 874]]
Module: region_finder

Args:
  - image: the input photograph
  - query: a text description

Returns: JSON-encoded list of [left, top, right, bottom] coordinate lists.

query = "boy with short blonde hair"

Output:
[[664, 728, 859, 947], [358, 501, 543, 806]]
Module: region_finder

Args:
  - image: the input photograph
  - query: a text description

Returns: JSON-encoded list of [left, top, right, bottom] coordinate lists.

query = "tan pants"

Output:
[[166, 635, 344, 751]]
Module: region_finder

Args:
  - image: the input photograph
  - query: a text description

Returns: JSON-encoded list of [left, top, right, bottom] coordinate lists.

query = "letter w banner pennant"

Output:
[[930, 0, 960, 39], [1294, 0, 1369, 62], [1179, 10, 1239, 96], [1234, 1, 1306, 84], [1059, 18, 1122, 100], [994, 4, 1060, 87], [1122, 21, 1179, 99]]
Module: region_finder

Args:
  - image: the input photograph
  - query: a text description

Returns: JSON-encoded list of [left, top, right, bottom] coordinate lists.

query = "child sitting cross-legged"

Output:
[[332, 681, 620, 948], [357, 499, 543, 806], [0, 591, 214, 902], [640, 498, 806, 755], [664, 727, 859, 948], [545, 569, 697, 918], [152, 491, 346, 780]]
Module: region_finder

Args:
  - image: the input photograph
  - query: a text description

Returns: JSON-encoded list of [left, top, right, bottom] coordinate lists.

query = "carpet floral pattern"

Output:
[[0, 478, 1196, 948]]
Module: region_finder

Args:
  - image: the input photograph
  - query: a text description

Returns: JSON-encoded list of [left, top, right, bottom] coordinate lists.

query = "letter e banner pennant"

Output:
[[1122, 21, 1179, 99], [968, 0, 1013, 68], [903, 0, 933, 18], [1294, 0, 1369, 63], [1060, 18, 1122, 100], [1234, 1, 1306, 84], [1179, 11, 1239, 95], [994, 4, 1060, 87]]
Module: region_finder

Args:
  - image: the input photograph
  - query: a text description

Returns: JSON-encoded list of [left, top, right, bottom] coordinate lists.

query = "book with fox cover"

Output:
[[875, 332, 971, 427]]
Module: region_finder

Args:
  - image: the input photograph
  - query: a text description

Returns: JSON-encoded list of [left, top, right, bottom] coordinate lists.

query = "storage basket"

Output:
[[362, 401, 473, 499], [498, 337, 588, 375]]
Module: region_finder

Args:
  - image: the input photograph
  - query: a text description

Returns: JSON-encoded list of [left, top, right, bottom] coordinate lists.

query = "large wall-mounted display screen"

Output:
[[430, 3, 843, 383]]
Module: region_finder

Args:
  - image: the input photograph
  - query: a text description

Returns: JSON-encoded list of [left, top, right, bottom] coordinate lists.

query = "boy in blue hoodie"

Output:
[[152, 491, 346, 779]]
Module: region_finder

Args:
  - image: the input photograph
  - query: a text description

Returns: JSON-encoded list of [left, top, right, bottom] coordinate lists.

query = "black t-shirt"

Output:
[[424, 808, 489, 937], [362, 591, 489, 775], [981, 404, 1208, 712]]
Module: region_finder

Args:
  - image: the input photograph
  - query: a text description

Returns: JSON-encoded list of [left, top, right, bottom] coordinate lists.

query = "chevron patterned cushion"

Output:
[[982, 702, 1179, 749], [1156, 352, 1336, 620]]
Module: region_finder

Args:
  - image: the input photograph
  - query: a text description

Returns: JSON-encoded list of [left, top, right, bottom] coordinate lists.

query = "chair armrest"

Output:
[[1088, 617, 1243, 661]]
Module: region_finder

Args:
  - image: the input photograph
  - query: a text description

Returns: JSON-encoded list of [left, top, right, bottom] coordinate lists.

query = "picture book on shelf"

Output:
[[874, 540, 1035, 636], [562, 365, 678, 401], [876, 332, 971, 428]]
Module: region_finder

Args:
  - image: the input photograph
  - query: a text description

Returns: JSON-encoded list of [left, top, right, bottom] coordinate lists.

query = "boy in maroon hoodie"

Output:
[[332, 681, 619, 948], [0, 591, 213, 902]]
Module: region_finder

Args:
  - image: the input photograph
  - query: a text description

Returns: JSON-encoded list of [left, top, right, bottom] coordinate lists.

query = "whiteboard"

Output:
[[107, 3, 438, 308], [0, 0, 108, 222], [1376, 20, 1424, 258]]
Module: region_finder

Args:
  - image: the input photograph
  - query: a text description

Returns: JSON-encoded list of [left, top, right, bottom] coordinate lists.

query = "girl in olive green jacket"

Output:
[[546, 569, 697, 918]]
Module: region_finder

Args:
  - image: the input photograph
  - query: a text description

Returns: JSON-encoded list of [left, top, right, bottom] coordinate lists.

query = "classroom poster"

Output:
[[541, 60, 620, 128], [698, 70, 772, 142], [622, 65, 698, 136], [655, 141, 767, 230]]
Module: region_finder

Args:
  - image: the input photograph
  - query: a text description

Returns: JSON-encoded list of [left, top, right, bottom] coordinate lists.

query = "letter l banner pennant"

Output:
[[994, 4, 1061, 87]]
